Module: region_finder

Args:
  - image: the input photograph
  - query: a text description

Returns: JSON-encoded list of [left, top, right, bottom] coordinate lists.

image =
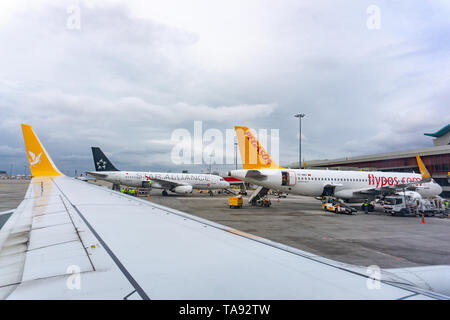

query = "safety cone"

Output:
[[421, 214, 425, 224]]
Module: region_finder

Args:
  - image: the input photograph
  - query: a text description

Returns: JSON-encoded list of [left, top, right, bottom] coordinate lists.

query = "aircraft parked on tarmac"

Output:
[[229, 126, 442, 211], [87, 147, 229, 196]]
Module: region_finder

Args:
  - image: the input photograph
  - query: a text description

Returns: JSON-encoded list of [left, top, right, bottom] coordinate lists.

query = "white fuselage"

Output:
[[231, 169, 442, 199], [88, 171, 229, 191]]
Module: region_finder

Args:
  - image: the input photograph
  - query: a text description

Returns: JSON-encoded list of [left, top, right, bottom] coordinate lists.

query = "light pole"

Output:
[[234, 140, 238, 170], [294, 113, 305, 169]]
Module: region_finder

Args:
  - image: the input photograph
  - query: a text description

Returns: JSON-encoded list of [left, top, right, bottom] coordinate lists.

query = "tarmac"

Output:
[[0, 180, 29, 229], [1, 179, 450, 268]]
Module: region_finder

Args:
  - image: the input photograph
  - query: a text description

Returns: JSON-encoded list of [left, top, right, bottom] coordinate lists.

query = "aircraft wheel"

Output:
[[162, 190, 168, 197]]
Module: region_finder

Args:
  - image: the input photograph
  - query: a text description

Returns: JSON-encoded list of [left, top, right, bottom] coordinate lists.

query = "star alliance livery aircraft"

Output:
[[87, 147, 229, 195], [0, 124, 449, 299]]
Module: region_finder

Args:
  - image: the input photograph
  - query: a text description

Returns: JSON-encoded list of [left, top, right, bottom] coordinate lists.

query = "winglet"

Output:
[[234, 126, 283, 170], [415, 155, 430, 179], [21, 124, 63, 177]]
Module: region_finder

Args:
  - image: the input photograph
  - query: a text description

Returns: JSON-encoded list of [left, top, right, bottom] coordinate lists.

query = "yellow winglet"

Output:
[[21, 124, 63, 177], [415, 155, 430, 179], [234, 126, 283, 170]]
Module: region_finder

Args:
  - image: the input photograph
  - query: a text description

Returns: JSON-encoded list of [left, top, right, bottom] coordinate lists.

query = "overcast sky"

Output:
[[1, 0, 449, 175]]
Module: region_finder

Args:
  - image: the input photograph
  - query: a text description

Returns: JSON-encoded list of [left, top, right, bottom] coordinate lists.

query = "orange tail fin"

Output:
[[415, 155, 430, 179], [234, 126, 283, 170]]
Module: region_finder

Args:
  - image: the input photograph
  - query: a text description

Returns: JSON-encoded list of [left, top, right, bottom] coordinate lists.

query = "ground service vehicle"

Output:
[[228, 196, 243, 209], [322, 200, 354, 214]]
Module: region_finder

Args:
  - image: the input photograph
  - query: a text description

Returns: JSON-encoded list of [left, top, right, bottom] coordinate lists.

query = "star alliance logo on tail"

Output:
[[28, 151, 42, 167], [97, 159, 107, 170]]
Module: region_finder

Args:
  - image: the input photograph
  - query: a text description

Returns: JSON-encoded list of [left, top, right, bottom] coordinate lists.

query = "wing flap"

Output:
[[22, 241, 93, 282], [1, 177, 140, 299]]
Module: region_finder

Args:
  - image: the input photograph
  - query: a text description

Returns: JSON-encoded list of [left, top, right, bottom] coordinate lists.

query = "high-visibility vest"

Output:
[[121, 189, 125, 193]]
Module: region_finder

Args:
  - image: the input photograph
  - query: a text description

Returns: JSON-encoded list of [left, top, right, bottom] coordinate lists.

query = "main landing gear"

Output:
[[162, 190, 169, 197]]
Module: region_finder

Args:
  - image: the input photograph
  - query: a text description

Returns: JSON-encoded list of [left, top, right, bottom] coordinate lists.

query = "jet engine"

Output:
[[173, 185, 193, 194]]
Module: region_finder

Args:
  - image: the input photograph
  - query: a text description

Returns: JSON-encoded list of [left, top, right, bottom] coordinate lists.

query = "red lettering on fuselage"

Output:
[[367, 174, 421, 187]]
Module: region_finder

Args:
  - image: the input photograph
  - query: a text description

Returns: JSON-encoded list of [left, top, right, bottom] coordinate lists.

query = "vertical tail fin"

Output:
[[234, 126, 283, 170], [416, 155, 431, 179], [21, 124, 63, 177], [91, 147, 119, 171]]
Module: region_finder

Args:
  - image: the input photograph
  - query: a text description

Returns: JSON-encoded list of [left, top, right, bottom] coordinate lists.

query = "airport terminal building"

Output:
[[290, 124, 450, 198]]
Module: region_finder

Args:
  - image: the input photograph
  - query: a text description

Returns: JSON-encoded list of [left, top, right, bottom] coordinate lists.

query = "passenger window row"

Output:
[[299, 177, 369, 182]]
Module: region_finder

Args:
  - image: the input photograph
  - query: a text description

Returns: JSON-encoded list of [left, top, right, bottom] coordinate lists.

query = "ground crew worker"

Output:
[[120, 187, 125, 193], [363, 202, 369, 214], [135, 189, 138, 197]]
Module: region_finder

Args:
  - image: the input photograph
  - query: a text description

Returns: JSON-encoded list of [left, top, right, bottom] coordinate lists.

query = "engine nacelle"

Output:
[[173, 185, 193, 194], [334, 189, 355, 199]]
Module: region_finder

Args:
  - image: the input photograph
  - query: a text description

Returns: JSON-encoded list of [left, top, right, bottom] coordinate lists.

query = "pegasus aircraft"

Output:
[[229, 126, 442, 211]]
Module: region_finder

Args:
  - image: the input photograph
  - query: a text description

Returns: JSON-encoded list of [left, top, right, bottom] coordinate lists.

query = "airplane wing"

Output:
[[1, 124, 449, 300], [244, 170, 267, 179], [85, 171, 108, 179], [146, 177, 187, 190]]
